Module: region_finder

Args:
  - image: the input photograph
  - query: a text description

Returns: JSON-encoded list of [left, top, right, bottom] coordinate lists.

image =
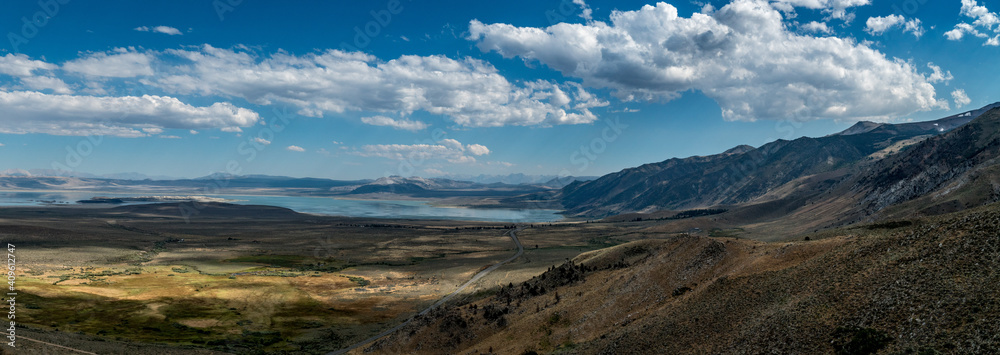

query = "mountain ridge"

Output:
[[557, 102, 1000, 218]]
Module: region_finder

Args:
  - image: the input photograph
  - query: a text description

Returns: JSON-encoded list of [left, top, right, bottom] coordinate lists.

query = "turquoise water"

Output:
[[0, 191, 564, 222]]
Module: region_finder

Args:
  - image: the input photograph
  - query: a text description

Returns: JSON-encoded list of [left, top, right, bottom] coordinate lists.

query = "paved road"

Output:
[[329, 227, 524, 355]]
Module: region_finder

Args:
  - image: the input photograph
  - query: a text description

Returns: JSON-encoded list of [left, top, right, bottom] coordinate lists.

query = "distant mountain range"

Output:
[[438, 173, 598, 186], [0, 170, 594, 195], [0, 173, 369, 193], [0, 169, 178, 181], [555, 102, 1000, 219], [0, 171, 554, 200]]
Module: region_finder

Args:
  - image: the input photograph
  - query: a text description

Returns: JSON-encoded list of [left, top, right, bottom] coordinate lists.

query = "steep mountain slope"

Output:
[[365, 204, 1000, 354], [560, 102, 1000, 218], [607, 107, 1000, 241], [858, 107, 1000, 215], [634, 107, 1000, 239], [558, 129, 913, 217]]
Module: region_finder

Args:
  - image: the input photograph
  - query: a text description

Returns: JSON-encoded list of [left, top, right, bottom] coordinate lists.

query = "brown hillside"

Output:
[[363, 204, 1000, 354]]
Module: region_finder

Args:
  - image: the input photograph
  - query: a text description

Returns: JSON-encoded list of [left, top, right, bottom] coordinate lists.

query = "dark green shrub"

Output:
[[831, 326, 892, 355]]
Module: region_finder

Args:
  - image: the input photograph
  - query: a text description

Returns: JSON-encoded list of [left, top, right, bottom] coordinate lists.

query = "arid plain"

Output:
[[2, 202, 662, 354]]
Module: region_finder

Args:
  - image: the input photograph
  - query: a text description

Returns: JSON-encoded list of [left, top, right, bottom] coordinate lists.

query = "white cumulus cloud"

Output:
[[0, 91, 259, 137], [769, 0, 871, 22], [865, 15, 923, 38], [0, 53, 71, 93], [468, 0, 946, 122], [144, 45, 604, 127], [354, 139, 489, 164], [925, 63, 952, 83], [361, 116, 429, 131], [18, 75, 72, 94], [573, 0, 594, 21], [801, 21, 832, 34], [0, 53, 56, 77], [952, 89, 971, 108], [945, 0, 1000, 46], [466, 143, 490, 156], [62, 48, 155, 78], [865, 15, 903, 35], [903, 19, 925, 38], [135, 26, 183, 35], [286, 145, 306, 152], [4, 46, 609, 132]]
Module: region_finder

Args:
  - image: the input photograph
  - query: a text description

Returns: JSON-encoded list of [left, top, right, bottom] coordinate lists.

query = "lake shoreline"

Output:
[[0, 191, 565, 223]]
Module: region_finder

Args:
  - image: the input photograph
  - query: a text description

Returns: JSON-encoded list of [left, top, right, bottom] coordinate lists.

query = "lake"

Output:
[[0, 191, 565, 223]]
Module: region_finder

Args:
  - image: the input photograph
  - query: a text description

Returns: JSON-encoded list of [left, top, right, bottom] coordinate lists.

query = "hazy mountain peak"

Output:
[[835, 121, 883, 136], [723, 145, 755, 155], [371, 176, 433, 185], [0, 169, 178, 180], [0, 169, 32, 177]]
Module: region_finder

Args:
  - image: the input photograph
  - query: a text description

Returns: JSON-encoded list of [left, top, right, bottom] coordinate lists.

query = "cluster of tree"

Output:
[[494, 261, 591, 305], [629, 208, 729, 222]]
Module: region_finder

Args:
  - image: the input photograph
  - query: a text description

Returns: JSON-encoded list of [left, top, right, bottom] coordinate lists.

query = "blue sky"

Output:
[[0, 0, 997, 180]]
